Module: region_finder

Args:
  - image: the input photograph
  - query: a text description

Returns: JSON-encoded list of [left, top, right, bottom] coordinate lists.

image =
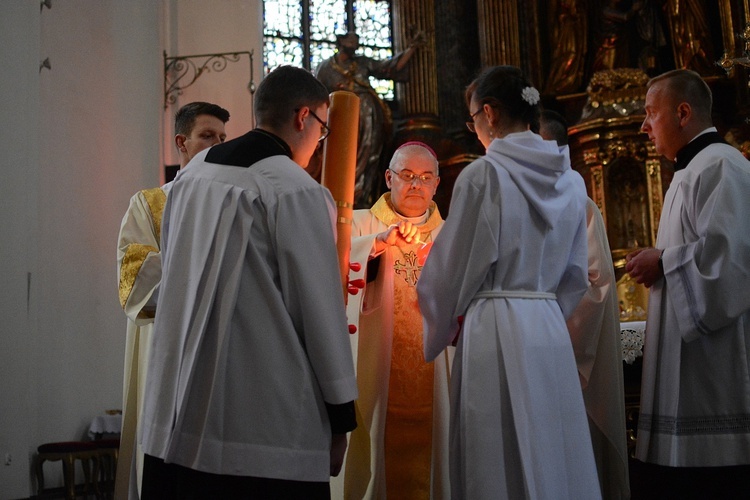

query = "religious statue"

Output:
[[633, 0, 668, 74], [592, 0, 645, 72], [316, 31, 425, 208], [666, 0, 717, 74], [588, 0, 673, 76], [545, 0, 587, 94]]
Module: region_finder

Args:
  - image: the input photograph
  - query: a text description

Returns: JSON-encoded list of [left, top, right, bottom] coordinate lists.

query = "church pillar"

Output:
[[718, 0, 737, 57], [476, 0, 521, 67], [392, 0, 438, 118], [391, 0, 441, 150], [433, 0, 480, 135], [393, 0, 484, 216]]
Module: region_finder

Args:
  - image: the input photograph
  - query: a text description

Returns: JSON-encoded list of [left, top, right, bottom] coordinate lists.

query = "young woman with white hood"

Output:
[[417, 65, 601, 500]]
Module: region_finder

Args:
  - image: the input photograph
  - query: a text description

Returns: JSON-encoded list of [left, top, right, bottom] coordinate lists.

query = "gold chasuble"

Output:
[[371, 194, 441, 499], [118, 187, 166, 313], [115, 186, 167, 500]]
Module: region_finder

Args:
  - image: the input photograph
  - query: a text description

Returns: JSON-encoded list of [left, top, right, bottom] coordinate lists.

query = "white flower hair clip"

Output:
[[521, 86, 540, 106]]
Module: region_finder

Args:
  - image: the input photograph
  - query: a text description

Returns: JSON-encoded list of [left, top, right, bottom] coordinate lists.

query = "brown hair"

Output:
[[175, 102, 230, 136], [254, 65, 329, 129], [465, 66, 540, 133], [648, 69, 712, 120]]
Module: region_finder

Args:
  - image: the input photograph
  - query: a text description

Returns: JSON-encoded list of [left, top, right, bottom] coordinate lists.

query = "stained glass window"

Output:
[[263, 0, 395, 100]]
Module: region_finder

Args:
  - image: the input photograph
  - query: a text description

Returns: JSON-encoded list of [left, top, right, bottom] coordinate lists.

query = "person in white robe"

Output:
[[626, 69, 750, 498], [333, 142, 451, 499], [139, 66, 358, 498], [417, 65, 601, 499], [568, 199, 630, 499], [115, 101, 229, 499], [541, 110, 631, 499]]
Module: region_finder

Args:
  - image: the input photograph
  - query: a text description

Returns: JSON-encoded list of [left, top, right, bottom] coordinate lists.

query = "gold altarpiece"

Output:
[[568, 69, 667, 283], [567, 68, 664, 457], [563, 68, 669, 311], [383, 0, 750, 459]]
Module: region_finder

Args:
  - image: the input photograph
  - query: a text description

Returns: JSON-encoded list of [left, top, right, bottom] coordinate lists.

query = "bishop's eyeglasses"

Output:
[[388, 168, 439, 185]]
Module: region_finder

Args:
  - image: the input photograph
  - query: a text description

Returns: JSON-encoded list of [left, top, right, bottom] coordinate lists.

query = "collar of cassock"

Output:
[[672, 130, 726, 172], [205, 128, 292, 167]]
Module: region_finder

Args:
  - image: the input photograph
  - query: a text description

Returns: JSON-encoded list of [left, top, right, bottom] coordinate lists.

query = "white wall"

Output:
[[0, 1, 262, 497], [0, 1, 41, 496], [163, 0, 263, 169]]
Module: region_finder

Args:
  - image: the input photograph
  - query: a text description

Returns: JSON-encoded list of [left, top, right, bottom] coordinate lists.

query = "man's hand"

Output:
[[375, 221, 419, 247], [330, 433, 348, 476], [625, 247, 663, 288], [374, 221, 420, 253]]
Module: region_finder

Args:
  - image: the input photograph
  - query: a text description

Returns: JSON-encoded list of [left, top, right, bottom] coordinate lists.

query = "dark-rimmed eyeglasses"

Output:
[[466, 108, 483, 133], [296, 108, 331, 142], [388, 168, 439, 185]]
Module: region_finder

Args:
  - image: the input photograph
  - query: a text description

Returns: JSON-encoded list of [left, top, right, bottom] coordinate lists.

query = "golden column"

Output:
[[477, 0, 521, 67], [392, 0, 438, 118], [718, 0, 737, 58]]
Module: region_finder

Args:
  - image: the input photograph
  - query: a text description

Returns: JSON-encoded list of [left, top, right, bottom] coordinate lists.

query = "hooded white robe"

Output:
[[418, 131, 601, 499]]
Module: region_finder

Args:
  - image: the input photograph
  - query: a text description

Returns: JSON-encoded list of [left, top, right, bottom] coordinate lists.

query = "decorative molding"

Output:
[[591, 165, 606, 226], [580, 69, 649, 121], [598, 138, 648, 165], [163, 50, 255, 109]]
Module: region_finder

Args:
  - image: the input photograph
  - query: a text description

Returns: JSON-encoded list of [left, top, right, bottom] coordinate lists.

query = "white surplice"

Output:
[[418, 131, 601, 499], [331, 193, 451, 499], [566, 198, 630, 499], [115, 182, 172, 499], [636, 141, 750, 467], [140, 149, 358, 481]]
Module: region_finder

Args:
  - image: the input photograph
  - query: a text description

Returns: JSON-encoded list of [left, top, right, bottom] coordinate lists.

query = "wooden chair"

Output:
[[36, 441, 98, 499], [93, 438, 120, 499]]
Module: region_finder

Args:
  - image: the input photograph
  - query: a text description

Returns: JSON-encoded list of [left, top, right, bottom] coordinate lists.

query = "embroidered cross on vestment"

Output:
[[393, 250, 421, 287]]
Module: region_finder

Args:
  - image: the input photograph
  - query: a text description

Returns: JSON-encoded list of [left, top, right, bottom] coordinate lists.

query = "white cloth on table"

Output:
[[88, 414, 123, 440], [620, 321, 645, 364]]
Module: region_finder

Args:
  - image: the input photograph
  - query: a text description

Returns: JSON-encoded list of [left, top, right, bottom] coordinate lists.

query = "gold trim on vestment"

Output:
[[384, 242, 434, 499], [117, 188, 166, 310], [141, 188, 167, 242], [369, 193, 442, 497], [118, 244, 158, 310], [369, 193, 443, 235]]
